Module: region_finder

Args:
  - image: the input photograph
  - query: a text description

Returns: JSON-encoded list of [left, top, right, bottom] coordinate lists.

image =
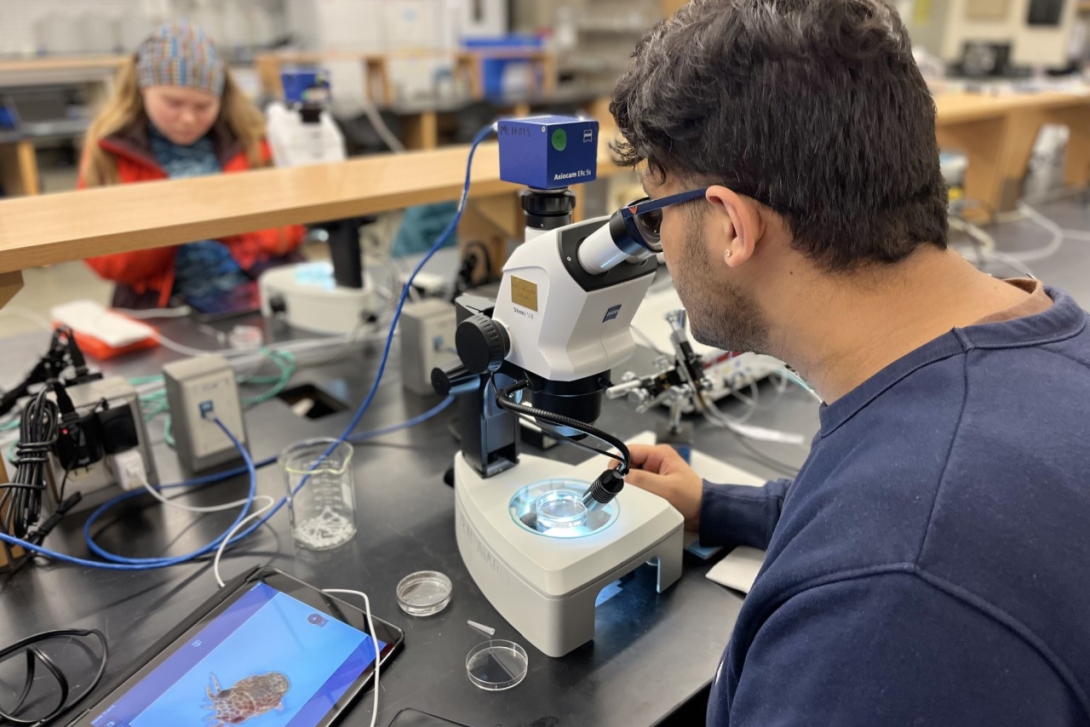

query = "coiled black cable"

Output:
[[0, 387, 61, 539], [0, 628, 108, 726]]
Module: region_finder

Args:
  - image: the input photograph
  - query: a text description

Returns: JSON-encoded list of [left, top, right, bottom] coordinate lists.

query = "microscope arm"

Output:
[[437, 209, 660, 509]]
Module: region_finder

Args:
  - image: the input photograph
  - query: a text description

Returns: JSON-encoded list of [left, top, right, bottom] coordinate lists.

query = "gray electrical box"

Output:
[[401, 299, 459, 395], [163, 355, 248, 472]]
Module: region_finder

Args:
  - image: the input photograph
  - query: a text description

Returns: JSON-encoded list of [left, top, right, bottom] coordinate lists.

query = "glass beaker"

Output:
[[280, 438, 356, 550]]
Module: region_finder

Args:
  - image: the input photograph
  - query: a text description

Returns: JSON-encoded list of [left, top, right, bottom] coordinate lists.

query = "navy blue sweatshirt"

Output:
[[703, 286, 1090, 726]]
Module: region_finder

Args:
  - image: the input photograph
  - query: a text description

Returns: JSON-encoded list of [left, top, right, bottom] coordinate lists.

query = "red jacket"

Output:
[[81, 124, 305, 307]]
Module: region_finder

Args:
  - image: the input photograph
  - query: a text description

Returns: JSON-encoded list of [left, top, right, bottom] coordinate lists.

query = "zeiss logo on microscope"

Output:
[[603, 305, 622, 322]]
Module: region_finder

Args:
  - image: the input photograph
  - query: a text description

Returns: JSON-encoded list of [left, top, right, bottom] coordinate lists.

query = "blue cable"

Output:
[[10, 120, 494, 572], [337, 123, 495, 445], [171, 122, 496, 554], [83, 396, 455, 564], [0, 417, 256, 571], [347, 395, 454, 443]]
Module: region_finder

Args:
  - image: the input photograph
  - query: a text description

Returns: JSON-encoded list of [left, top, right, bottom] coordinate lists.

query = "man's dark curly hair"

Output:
[[611, 0, 949, 271]]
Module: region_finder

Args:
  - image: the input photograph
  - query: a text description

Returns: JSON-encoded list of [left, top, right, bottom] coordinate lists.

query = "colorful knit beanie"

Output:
[[136, 20, 225, 97]]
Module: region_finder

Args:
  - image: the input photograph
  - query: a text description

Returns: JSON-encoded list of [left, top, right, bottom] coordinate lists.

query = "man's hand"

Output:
[[625, 444, 703, 531]]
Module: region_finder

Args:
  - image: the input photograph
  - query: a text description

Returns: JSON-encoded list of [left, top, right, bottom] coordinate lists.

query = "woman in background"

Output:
[[81, 20, 305, 309]]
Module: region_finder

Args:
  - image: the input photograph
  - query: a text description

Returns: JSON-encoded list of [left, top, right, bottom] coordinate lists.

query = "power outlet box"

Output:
[[46, 376, 159, 510], [401, 299, 459, 396], [163, 355, 248, 472]]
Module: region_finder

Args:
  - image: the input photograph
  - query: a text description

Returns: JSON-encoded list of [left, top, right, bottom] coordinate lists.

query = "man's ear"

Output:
[[705, 186, 765, 268]]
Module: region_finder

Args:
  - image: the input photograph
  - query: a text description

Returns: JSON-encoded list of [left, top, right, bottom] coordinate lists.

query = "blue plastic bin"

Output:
[[462, 35, 545, 98]]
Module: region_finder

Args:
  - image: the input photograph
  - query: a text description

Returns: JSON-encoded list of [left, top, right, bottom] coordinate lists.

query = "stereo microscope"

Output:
[[433, 116, 684, 657]]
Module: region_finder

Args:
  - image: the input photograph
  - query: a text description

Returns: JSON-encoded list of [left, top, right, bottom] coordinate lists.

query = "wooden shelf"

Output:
[[0, 142, 625, 276], [255, 49, 558, 108], [0, 55, 128, 75], [934, 90, 1090, 125]]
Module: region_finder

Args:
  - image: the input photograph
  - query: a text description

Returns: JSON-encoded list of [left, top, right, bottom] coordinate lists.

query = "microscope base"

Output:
[[453, 449, 684, 658], [259, 264, 377, 335]]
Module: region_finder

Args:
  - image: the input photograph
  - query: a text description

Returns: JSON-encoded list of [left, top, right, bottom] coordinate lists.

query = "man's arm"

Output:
[[699, 478, 790, 550], [626, 444, 791, 546], [719, 571, 1080, 727]]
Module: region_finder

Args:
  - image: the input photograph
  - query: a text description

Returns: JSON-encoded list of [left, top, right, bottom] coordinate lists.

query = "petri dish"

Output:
[[466, 640, 528, 691], [533, 489, 588, 530], [510, 479, 619, 539], [396, 571, 452, 617]]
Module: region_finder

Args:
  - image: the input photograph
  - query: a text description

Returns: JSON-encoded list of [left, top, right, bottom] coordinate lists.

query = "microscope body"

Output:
[[261, 68, 379, 334], [439, 216, 657, 480], [435, 218, 680, 659], [429, 117, 684, 657], [495, 217, 657, 384]]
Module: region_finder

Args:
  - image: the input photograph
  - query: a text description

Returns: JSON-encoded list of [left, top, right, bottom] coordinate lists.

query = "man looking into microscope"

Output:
[[614, 1, 1090, 724]]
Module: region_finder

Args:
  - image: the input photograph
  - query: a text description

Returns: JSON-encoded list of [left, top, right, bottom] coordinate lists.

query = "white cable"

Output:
[[213, 496, 277, 589], [0, 306, 53, 331], [157, 326, 393, 366], [772, 367, 823, 403], [772, 369, 789, 395], [143, 479, 272, 515], [360, 97, 406, 153], [629, 324, 668, 355], [949, 216, 996, 254], [204, 489, 380, 722], [728, 380, 759, 422], [155, 334, 248, 359], [949, 217, 1038, 279], [983, 250, 1038, 279], [1010, 202, 1065, 262], [388, 256, 421, 303], [702, 396, 806, 445], [114, 306, 192, 319], [322, 589, 381, 727]]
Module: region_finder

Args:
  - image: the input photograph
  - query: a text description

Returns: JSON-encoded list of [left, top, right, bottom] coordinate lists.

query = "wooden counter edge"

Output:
[[0, 145, 627, 275]]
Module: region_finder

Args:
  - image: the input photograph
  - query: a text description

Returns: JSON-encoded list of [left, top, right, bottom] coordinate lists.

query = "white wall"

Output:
[[937, 0, 1078, 66], [285, 0, 504, 52], [0, 0, 289, 57], [0, 0, 153, 56], [458, 0, 506, 38]]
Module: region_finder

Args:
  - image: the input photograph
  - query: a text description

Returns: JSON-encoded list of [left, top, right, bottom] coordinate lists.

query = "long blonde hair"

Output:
[[81, 55, 267, 187]]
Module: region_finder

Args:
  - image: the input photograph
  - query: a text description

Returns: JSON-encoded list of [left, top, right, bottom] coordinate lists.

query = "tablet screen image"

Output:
[[91, 583, 385, 727]]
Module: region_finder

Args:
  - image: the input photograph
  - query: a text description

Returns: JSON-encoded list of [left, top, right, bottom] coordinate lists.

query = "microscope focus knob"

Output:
[[456, 315, 510, 374], [432, 363, 480, 397]]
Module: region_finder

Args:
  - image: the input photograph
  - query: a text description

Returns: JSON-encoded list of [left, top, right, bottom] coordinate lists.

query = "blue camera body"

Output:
[[498, 115, 599, 190]]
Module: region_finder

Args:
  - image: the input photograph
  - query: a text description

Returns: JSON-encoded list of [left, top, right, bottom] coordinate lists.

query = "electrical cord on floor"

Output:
[[0, 628, 108, 726]]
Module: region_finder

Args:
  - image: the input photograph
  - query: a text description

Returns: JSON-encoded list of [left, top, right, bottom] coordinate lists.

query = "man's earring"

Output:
[[725, 249, 733, 260]]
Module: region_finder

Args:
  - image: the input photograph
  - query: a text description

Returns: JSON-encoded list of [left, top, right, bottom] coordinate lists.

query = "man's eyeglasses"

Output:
[[617, 188, 709, 253]]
